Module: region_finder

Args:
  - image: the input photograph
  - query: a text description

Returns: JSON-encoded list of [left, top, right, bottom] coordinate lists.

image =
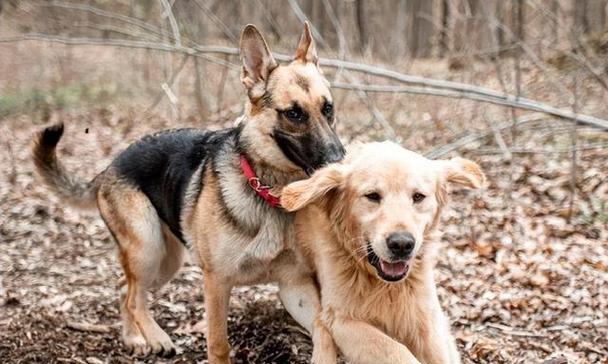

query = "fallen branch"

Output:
[[485, 322, 547, 338], [2, 34, 608, 130], [425, 114, 545, 158], [331, 82, 608, 130], [66, 321, 111, 334], [469, 142, 608, 155]]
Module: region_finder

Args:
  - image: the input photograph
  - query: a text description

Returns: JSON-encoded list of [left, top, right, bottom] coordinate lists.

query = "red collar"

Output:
[[239, 154, 282, 208]]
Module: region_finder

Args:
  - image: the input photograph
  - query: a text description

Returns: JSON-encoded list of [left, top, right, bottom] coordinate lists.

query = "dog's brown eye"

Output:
[[322, 102, 334, 120], [413, 192, 426, 204], [365, 192, 382, 203], [282, 106, 307, 123]]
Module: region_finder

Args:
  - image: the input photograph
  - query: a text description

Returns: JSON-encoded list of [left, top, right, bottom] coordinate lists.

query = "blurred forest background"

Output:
[[1, 1, 607, 363]]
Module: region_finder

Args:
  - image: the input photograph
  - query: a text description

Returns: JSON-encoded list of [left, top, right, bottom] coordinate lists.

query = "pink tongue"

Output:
[[380, 260, 407, 276]]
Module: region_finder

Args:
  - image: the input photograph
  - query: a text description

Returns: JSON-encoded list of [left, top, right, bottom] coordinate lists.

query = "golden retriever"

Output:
[[281, 141, 486, 364]]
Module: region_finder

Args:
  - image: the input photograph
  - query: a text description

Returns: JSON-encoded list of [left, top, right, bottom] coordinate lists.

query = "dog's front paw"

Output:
[[124, 333, 151, 357], [146, 329, 177, 358], [123, 331, 176, 358]]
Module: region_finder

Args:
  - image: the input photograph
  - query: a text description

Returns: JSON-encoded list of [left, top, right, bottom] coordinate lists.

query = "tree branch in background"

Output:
[[2, 34, 608, 132], [159, 0, 181, 47], [425, 114, 545, 159], [192, 0, 238, 43], [330, 82, 608, 130], [144, 54, 189, 115], [41, 1, 169, 41]]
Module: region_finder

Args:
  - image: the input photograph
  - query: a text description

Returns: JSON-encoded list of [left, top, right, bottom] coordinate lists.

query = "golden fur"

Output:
[[282, 141, 486, 364]]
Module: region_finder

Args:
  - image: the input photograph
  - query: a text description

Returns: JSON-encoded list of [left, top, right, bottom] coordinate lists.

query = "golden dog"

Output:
[[282, 141, 486, 364]]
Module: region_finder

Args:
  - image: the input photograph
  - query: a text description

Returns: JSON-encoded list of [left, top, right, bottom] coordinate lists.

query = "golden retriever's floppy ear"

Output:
[[443, 157, 486, 189], [294, 21, 319, 65], [240, 24, 278, 99], [281, 164, 346, 211]]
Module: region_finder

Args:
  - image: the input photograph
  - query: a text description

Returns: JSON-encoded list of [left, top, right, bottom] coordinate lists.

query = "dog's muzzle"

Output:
[[367, 244, 410, 282], [273, 130, 345, 176]]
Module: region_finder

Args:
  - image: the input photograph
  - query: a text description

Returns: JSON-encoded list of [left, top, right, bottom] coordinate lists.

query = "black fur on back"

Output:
[[112, 126, 240, 243]]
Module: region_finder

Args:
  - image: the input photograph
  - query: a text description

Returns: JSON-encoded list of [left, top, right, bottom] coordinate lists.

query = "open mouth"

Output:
[[366, 245, 410, 282]]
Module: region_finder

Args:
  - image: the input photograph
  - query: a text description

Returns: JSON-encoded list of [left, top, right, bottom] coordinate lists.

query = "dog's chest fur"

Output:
[[184, 132, 299, 284]]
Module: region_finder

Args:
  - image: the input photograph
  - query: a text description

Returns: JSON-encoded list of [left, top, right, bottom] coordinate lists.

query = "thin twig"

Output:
[[144, 54, 189, 115], [71, 22, 162, 41], [568, 74, 579, 222], [40, 1, 167, 40], [425, 114, 545, 158], [216, 54, 230, 113], [286, 0, 329, 49], [483, 112, 512, 160], [159, 0, 181, 47], [321, 0, 347, 61], [65, 321, 111, 334], [192, 0, 238, 43], [485, 323, 547, 338]]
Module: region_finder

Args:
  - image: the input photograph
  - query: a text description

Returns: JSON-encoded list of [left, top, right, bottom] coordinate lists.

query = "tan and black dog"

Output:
[[32, 23, 344, 363]]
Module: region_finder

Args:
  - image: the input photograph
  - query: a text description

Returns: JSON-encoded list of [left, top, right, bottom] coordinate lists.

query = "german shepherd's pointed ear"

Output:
[[240, 24, 278, 99], [442, 157, 486, 189], [281, 163, 347, 211], [294, 21, 319, 65]]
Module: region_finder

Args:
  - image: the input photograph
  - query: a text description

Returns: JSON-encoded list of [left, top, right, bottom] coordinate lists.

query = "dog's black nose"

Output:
[[386, 232, 415, 259], [326, 143, 345, 164]]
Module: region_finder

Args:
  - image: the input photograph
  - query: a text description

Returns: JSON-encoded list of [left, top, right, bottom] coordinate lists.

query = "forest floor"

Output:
[[1, 107, 607, 364], [1, 42, 608, 363]]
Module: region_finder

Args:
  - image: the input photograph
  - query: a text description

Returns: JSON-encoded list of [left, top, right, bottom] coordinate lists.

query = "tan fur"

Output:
[[33, 23, 340, 363], [97, 179, 184, 356], [158, 23, 335, 363], [282, 141, 486, 364]]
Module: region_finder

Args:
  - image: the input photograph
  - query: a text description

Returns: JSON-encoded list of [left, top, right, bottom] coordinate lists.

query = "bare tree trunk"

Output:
[[193, 57, 209, 119], [408, 0, 434, 57], [574, 0, 589, 33], [552, 0, 560, 44], [396, 0, 408, 58], [439, 0, 450, 56], [515, 0, 524, 43], [495, 0, 504, 53], [587, 0, 607, 33], [355, 0, 368, 53], [311, 0, 325, 40]]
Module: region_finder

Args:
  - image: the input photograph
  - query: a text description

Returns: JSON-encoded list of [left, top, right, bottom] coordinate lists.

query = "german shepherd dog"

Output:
[[32, 23, 344, 362]]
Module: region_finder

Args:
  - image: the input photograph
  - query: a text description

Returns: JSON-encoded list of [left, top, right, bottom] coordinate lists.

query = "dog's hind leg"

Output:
[[98, 184, 181, 357]]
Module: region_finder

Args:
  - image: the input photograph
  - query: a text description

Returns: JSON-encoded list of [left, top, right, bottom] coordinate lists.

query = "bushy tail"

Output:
[[32, 123, 98, 210]]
